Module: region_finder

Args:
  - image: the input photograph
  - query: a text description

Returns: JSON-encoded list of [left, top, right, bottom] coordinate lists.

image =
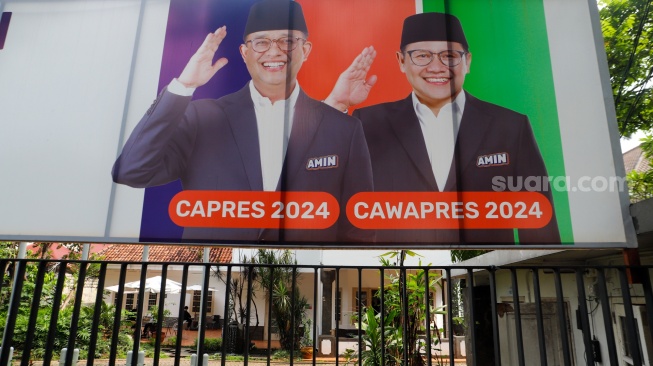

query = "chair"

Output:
[[211, 315, 221, 330], [205, 315, 215, 330], [163, 317, 178, 335]]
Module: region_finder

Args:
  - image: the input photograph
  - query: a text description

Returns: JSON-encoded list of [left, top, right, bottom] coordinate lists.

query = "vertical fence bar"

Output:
[[65, 261, 88, 366], [312, 267, 318, 365], [576, 268, 595, 365], [618, 267, 643, 366], [20, 261, 47, 366], [553, 269, 572, 366], [49, 264, 71, 366], [87, 262, 108, 366], [0, 259, 26, 366], [0, 260, 7, 299], [425, 268, 432, 366], [380, 267, 385, 366], [638, 266, 653, 343], [445, 269, 454, 366], [466, 268, 477, 366], [266, 265, 274, 366], [220, 265, 232, 366], [176, 264, 190, 366], [290, 267, 297, 366], [153, 264, 169, 366], [596, 268, 618, 365], [244, 264, 254, 366], [131, 263, 149, 359], [109, 263, 128, 366], [335, 268, 340, 366], [510, 268, 525, 366], [488, 267, 502, 366], [531, 268, 547, 366], [357, 267, 362, 366], [197, 264, 211, 365], [401, 267, 409, 366]]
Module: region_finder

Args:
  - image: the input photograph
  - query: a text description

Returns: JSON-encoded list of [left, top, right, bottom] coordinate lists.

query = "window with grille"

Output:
[[192, 290, 212, 313], [352, 288, 381, 315], [125, 293, 135, 310], [148, 293, 157, 310]]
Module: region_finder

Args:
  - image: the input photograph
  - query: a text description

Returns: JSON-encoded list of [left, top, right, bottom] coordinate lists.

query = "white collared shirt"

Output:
[[249, 80, 300, 191], [167, 78, 300, 192], [413, 91, 466, 191]]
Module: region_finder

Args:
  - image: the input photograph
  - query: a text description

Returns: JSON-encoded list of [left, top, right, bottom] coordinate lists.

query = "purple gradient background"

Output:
[[140, 0, 258, 242], [0, 12, 12, 50]]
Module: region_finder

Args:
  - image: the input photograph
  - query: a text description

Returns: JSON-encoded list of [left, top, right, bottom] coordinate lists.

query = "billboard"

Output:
[[0, 0, 637, 248]]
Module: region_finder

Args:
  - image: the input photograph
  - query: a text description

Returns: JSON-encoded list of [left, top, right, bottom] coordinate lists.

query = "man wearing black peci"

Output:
[[325, 12, 560, 244]]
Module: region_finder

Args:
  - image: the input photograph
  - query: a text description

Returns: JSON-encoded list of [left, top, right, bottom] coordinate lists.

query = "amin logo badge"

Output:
[[476, 152, 509, 167], [306, 155, 339, 170]]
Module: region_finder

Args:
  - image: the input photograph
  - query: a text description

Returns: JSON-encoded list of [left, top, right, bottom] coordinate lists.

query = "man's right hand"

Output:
[[324, 46, 377, 112], [177, 26, 229, 89]]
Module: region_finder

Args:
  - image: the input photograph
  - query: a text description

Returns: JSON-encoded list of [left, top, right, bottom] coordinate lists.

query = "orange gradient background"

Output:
[[296, 0, 416, 111]]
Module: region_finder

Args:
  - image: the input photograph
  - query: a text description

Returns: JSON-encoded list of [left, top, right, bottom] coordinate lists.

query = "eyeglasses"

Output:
[[245, 37, 306, 53], [406, 49, 467, 67]]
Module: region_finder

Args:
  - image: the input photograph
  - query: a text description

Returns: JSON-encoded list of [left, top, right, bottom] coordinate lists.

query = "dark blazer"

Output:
[[353, 92, 560, 245], [113, 83, 374, 243]]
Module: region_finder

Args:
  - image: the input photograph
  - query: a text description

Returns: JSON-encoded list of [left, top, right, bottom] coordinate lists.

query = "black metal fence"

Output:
[[1, 258, 652, 366]]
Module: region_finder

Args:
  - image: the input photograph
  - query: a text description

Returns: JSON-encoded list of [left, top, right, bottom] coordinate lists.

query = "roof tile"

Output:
[[100, 245, 232, 263]]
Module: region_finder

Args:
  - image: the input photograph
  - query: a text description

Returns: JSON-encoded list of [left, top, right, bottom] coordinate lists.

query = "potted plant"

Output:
[[299, 318, 315, 359]]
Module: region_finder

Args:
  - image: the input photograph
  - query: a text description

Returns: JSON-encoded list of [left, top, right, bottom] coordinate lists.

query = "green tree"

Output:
[[355, 251, 445, 366], [252, 249, 308, 352], [626, 134, 653, 201], [0, 242, 132, 360], [214, 252, 260, 326], [600, 0, 653, 137]]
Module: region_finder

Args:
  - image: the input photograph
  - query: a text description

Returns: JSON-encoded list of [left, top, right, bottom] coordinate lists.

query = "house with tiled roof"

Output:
[[95, 244, 449, 351], [97, 245, 233, 327], [100, 244, 231, 263], [623, 145, 651, 173]]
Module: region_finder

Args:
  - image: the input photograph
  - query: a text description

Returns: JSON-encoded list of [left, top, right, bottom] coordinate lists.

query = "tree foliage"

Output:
[[600, 0, 653, 137], [626, 134, 653, 202], [214, 249, 308, 352], [0, 242, 132, 360], [251, 249, 308, 352], [354, 251, 445, 366]]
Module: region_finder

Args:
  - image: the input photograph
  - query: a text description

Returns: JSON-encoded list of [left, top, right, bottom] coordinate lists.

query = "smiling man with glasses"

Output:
[[112, 0, 374, 244], [325, 12, 560, 245]]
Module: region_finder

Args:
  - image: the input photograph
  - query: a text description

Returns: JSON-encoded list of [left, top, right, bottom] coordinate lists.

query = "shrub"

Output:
[[163, 336, 177, 346], [271, 349, 302, 360], [192, 337, 222, 352]]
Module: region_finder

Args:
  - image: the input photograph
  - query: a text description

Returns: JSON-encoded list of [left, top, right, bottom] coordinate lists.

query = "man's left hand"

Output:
[[324, 46, 377, 112]]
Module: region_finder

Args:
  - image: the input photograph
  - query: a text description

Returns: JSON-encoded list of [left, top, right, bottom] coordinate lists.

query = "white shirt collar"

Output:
[[411, 90, 466, 119], [249, 80, 301, 109]]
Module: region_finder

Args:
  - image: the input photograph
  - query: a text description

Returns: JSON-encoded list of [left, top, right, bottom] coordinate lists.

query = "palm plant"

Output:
[[353, 251, 446, 366]]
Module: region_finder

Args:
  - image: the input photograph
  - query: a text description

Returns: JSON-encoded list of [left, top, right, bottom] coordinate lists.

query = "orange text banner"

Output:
[[347, 191, 553, 229]]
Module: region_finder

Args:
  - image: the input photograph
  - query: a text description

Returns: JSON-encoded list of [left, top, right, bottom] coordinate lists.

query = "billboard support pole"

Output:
[[82, 244, 90, 261], [623, 248, 642, 284], [17, 242, 27, 259]]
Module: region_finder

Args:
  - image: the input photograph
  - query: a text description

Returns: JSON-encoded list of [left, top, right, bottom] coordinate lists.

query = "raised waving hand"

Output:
[[324, 46, 377, 112], [178, 26, 229, 88]]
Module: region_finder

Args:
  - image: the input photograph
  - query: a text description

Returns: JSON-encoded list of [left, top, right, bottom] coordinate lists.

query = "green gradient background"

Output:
[[424, 0, 573, 244]]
